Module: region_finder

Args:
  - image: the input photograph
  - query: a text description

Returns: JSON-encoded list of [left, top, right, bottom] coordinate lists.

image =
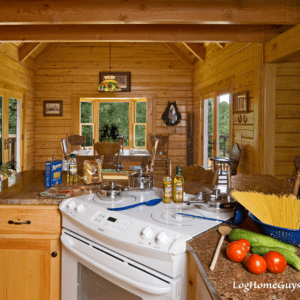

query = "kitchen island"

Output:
[[1, 170, 299, 300]]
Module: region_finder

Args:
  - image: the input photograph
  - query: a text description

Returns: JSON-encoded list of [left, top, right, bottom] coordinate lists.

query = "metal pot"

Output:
[[96, 181, 125, 202], [128, 168, 154, 191], [185, 190, 236, 212]]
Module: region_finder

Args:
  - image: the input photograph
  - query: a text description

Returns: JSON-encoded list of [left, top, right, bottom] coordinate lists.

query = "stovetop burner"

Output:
[[151, 208, 205, 227]]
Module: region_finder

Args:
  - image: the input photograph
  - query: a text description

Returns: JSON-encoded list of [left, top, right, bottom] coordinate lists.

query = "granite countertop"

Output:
[[0, 170, 214, 205], [188, 219, 300, 300]]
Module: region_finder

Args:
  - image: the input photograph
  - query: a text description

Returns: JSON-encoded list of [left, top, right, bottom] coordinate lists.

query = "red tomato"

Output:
[[236, 239, 251, 253], [226, 241, 247, 262], [246, 254, 267, 274], [264, 251, 287, 273]]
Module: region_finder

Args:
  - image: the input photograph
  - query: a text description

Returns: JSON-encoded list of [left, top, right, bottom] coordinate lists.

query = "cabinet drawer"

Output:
[[0, 205, 61, 235]]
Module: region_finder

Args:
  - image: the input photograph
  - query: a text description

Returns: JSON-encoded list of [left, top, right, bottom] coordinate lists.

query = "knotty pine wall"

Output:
[[275, 61, 300, 179], [0, 43, 35, 171], [35, 42, 192, 170], [192, 43, 263, 175]]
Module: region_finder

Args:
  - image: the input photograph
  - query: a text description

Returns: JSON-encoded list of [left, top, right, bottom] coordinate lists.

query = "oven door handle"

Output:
[[61, 235, 172, 295]]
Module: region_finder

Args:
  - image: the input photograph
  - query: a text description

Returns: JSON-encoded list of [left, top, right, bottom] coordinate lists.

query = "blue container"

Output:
[[232, 203, 248, 226], [45, 159, 62, 187], [249, 212, 300, 247]]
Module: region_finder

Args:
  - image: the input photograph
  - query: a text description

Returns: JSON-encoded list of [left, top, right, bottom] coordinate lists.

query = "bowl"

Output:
[[248, 212, 300, 247]]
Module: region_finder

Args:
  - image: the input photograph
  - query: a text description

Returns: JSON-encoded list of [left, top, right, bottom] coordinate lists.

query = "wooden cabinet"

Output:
[[0, 205, 61, 300], [187, 252, 214, 300]]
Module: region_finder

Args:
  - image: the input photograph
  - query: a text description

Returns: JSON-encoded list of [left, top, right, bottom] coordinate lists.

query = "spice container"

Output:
[[163, 176, 172, 203]]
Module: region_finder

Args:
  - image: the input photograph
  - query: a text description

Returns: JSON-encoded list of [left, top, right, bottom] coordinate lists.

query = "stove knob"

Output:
[[67, 201, 76, 209], [155, 231, 170, 245], [75, 203, 85, 213], [141, 226, 154, 239]]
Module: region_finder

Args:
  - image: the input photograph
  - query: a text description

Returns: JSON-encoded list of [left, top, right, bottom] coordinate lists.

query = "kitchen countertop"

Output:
[[188, 220, 300, 300], [2, 170, 300, 299], [0, 170, 214, 205]]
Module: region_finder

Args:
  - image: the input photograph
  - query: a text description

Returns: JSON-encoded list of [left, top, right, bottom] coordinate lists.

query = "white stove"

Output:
[[59, 187, 233, 300]]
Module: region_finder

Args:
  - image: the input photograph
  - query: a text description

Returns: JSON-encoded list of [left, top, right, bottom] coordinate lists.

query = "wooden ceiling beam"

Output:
[[183, 43, 206, 62], [19, 42, 40, 62], [33, 43, 63, 70], [0, 1, 300, 25], [265, 23, 300, 63], [0, 25, 287, 43], [164, 43, 194, 70]]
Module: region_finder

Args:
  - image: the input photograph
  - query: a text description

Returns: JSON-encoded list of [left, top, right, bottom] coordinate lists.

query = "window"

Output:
[[80, 98, 147, 149]]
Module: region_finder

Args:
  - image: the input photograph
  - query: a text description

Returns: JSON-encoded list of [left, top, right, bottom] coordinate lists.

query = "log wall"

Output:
[[35, 42, 192, 170], [192, 43, 263, 174], [275, 60, 300, 179], [0, 43, 35, 171]]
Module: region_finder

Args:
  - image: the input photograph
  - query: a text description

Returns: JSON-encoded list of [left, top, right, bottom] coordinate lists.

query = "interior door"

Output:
[[0, 89, 23, 176], [202, 92, 231, 169]]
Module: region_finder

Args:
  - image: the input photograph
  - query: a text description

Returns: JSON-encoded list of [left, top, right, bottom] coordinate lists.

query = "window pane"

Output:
[[99, 102, 129, 146], [0, 96, 2, 163], [9, 98, 17, 170], [82, 125, 93, 147], [81, 102, 93, 123], [135, 102, 146, 123], [134, 125, 145, 147]]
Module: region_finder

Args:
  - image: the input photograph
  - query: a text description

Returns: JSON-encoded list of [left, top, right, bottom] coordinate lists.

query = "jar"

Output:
[[163, 176, 172, 203]]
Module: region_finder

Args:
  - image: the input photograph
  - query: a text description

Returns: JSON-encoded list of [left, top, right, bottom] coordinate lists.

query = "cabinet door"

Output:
[[0, 238, 60, 300]]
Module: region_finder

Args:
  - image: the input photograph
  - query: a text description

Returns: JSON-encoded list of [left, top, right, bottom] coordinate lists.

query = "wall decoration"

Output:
[[233, 91, 248, 113], [99, 72, 131, 92], [43, 100, 63, 116]]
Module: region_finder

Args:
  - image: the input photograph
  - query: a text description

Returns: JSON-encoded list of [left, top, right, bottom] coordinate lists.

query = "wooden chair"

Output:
[[148, 138, 159, 173], [182, 164, 220, 185], [228, 170, 300, 197], [94, 141, 123, 171], [150, 134, 172, 176], [211, 143, 241, 176], [67, 134, 86, 151]]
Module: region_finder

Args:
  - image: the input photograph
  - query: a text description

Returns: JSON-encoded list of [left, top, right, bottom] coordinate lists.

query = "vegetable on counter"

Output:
[[264, 251, 287, 273], [246, 254, 267, 274], [226, 241, 247, 262], [229, 229, 297, 253], [252, 246, 300, 271], [236, 239, 251, 253]]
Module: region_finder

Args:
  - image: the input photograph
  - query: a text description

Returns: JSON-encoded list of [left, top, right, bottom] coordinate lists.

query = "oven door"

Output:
[[61, 229, 183, 300]]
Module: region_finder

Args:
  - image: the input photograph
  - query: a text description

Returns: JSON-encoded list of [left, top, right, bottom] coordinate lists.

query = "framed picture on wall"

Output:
[[43, 100, 63, 116], [99, 72, 131, 92], [233, 91, 248, 113]]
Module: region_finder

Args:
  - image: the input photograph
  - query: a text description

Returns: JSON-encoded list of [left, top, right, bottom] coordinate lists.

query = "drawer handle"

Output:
[[8, 220, 31, 225]]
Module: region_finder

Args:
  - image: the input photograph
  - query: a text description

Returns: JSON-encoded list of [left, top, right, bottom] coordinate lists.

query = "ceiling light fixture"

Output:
[[98, 43, 121, 92]]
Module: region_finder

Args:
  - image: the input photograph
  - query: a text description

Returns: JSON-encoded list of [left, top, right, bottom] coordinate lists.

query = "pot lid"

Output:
[[129, 168, 153, 178]]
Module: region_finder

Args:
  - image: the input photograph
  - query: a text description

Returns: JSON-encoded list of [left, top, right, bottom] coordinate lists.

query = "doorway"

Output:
[[202, 92, 231, 169], [0, 90, 23, 177]]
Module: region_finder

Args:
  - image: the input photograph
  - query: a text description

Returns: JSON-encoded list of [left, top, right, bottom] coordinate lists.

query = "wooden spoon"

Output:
[[210, 226, 232, 271]]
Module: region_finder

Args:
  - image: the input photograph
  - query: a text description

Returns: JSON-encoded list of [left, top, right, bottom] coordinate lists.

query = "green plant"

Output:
[[0, 161, 16, 178]]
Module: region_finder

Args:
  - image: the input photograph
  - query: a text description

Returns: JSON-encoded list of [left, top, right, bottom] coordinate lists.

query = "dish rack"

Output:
[[248, 212, 300, 247]]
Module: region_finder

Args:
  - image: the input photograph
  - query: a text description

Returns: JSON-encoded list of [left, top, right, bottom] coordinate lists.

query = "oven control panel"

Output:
[[91, 212, 131, 233]]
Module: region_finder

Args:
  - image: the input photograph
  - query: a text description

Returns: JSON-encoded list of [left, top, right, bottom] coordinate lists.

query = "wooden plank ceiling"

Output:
[[0, 0, 299, 70]]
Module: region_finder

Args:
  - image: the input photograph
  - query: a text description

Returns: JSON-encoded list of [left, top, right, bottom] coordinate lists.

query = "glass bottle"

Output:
[[173, 166, 184, 203], [163, 176, 172, 203], [67, 154, 78, 185]]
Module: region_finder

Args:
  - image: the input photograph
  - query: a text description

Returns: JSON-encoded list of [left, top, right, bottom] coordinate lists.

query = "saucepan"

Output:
[[128, 168, 154, 191]]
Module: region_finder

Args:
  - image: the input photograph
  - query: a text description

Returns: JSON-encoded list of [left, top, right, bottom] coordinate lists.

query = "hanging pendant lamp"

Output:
[[98, 43, 121, 92]]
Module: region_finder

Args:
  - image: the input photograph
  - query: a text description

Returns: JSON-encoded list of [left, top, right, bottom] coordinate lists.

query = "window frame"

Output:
[[79, 98, 147, 149]]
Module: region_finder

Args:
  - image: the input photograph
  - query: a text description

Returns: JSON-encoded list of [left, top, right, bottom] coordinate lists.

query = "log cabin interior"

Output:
[[1, 1, 300, 300], [0, 1, 299, 179]]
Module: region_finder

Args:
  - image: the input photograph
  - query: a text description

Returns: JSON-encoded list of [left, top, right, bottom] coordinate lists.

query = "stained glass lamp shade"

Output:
[[98, 75, 121, 92]]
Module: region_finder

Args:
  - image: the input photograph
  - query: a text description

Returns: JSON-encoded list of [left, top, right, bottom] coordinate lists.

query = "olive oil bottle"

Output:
[[173, 166, 184, 203]]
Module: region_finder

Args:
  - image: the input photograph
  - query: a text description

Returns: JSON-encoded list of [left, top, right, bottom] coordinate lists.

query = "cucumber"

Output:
[[252, 246, 300, 271], [229, 229, 297, 253]]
